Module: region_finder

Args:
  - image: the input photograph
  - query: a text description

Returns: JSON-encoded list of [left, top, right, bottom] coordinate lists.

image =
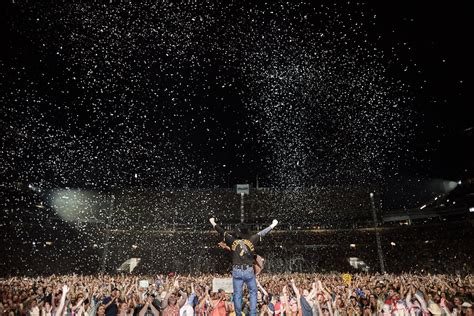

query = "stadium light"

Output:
[[50, 189, 98, 222]]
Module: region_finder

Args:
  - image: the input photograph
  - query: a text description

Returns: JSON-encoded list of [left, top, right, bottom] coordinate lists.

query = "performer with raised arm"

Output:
[[209, 217, 278, 316]]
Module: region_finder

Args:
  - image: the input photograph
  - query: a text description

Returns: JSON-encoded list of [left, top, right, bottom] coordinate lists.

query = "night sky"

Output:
[[1, 1, 472, 203]]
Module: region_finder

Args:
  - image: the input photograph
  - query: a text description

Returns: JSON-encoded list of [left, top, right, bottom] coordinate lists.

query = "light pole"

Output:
[[101, 221, 110, 273], [101, 193, 115, 273], [240, 193, 245, 223], [236, 184, 249, 223], [370, 192, 386, 273]]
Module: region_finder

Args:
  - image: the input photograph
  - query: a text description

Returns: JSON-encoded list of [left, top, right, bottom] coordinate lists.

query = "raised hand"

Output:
[[270, 219, 278, 228], [209, 218, 216, 227], [62, 284, 70, 295]]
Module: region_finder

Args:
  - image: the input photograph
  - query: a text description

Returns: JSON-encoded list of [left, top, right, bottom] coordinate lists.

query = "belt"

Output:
[[233, 264, 252, 269]]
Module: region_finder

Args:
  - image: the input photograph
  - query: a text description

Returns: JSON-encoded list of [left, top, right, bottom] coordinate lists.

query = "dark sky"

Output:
[[1, 1, 472, 195], [368, 2, 472, 179]]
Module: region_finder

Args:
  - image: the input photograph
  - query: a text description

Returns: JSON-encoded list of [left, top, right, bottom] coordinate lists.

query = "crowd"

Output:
[[1, 273, 472, 316]]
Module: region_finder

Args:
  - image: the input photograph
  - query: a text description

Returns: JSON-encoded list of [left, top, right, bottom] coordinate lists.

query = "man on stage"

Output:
[[209, 218, 278, 316]]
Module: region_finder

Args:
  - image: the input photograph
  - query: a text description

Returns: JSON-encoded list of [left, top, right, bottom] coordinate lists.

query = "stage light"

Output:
[[420, 204, 426, 210], [49, 189, 100, 222], [430, 179, 458, 192], [445, 181, 458, 191]]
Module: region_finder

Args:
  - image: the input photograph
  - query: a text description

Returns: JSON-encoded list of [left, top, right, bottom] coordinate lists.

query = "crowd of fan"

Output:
[[1, 273, 472, 316]]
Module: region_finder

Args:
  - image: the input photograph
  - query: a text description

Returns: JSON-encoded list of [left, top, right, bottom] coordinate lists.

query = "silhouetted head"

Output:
[[234, 224, 251, 239]]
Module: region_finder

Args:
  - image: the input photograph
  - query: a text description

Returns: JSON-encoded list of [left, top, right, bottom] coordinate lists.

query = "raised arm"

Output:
[[256, 280, 269, 298], [72, 297, 85, 316], [209, 218, 224, 236], [148, 302, 160, 316], [321, 281, 334, 316], [56, 285, 70, 316], [187, 283, 196, 305], [103, 296, 116, 310], [76, 302, 86, 316], [88, 301, 99, 316], [73, 298, 85, 311], [291, 279, 301, 299], [307, 282, 317, 302], [162, 292, 171, 310], [406, 288, 413, 310], [210, 217, 234, 245], [257, 220, 279, 238], [291, 279, 302, 314], [281, 286, 291, 316], [138, 300, 150, 316], [177, 290, 188, 308], [414, 291, 428, 313], [314, 290, 324, 316]]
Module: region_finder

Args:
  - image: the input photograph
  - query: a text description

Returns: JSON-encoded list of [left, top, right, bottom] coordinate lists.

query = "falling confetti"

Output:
[[6, 1, 465, 276]]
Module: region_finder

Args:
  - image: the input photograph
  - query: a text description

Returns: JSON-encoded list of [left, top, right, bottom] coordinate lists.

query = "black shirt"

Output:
[[103, 297, 118, 316], [214, 224, 262, 265]]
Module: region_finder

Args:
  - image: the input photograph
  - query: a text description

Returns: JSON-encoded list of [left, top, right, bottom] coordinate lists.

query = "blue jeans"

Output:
[[232, 266, 258, 316]]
